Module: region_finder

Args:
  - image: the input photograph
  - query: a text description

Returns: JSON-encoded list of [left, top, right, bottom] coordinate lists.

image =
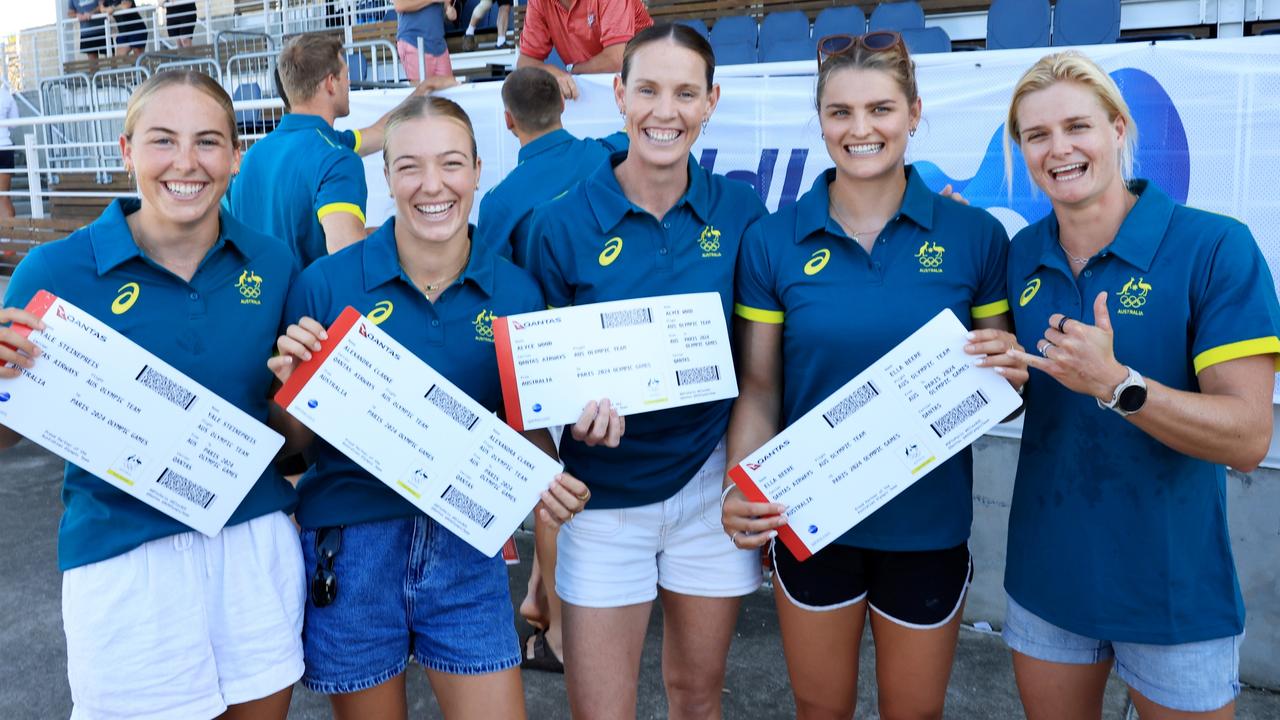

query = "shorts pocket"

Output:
[[564, 507, 624, 539]]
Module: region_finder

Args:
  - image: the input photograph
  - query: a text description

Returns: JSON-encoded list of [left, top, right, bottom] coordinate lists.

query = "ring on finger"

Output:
[[1037, 340, 1054, 356], [1057, 316, 1070, 333], [730, 531, 743, 546]]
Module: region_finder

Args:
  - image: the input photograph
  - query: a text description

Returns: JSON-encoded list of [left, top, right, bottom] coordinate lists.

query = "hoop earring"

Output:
[[909, 127, 917, 138]]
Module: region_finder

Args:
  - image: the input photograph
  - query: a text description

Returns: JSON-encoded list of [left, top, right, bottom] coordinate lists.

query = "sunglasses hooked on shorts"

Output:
[[310, 525, 343, 608], [816, 30, 907, 66]]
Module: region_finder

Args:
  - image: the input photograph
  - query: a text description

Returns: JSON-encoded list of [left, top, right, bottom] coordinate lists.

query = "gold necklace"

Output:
[[420, 250, 470, 294]]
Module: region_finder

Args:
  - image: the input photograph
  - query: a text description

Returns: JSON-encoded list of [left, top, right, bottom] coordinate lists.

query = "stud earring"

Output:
[[909, 127, 917, 137]]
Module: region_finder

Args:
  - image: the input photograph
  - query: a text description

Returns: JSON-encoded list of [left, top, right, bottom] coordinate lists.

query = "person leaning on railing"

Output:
[[66, 0, 108, 59]]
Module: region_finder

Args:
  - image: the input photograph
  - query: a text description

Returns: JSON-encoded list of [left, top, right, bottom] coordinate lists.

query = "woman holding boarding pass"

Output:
[[0, 71, 306, 720], [269, 95, 588, 720], [721, 31, 1025, 720]]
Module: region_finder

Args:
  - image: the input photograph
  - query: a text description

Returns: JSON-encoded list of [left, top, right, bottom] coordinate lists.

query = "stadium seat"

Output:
[[869, 2, 925, 32], [710, 16, 759, 66], [759, 11, 813, 63], [1052, 0, 1120, 46], [901, 26, 951, 54], [986, 0, 1049, 49], [232, 82, 263, 130], [677, 19, 710, 41], [814, 6, 867, 39], [347, 52, 369, 82]]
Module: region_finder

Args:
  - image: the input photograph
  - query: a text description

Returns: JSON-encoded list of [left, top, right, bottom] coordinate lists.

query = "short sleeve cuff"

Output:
[[351, 129, 363, 154], [971, 299, 1011, 320], [317, 202, 366, 224], [734, 303, 784, 324], [1192, 336, 1280, 374]]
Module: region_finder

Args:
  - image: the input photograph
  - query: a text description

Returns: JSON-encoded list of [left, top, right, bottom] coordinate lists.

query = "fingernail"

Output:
[[768, 530, 778, 539], [303, 352, 312, 361], [994, 366, 1007, 375], [966, 332, 976, 340], [319, 331, 328, 340], [312, 343, 321, 351]]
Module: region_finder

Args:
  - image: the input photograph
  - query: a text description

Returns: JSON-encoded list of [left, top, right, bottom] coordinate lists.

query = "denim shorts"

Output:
[[299, 515, 521, 694], [1003, 594, 1242, 713]]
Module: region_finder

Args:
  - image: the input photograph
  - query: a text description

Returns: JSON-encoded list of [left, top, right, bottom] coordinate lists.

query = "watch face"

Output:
[[1118, 384, 1147, 413]]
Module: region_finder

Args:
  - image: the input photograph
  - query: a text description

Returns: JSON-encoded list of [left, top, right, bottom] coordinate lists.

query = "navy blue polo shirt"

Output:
[[1006, 180, 1280, 644], [474, 128, 612, 263], [3, 199, 299, 570], [228, 113, 367, 268], [524, 152, 767, 509], [735, 166, 1010, 551], [288, 219, 546, 529]]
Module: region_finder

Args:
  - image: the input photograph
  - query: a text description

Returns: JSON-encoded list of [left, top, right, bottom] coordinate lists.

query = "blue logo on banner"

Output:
[[0, 392, 9, 402], [307, 399, 318, 409], [808, 524, 818, 534], [913, 68, 1190, 224], [532, 403, 542, 413]]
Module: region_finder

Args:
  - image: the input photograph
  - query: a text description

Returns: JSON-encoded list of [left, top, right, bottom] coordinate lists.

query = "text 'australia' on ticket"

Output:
[[728, 309, 1022, 561], [493, 292, 738, 431], [0, 290, 284, 536], [275, 307, 562, 557]]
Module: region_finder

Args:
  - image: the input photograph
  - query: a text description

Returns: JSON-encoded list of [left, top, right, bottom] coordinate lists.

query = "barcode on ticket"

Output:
[[136, 365, 197, 410], [599, 307, 652, 329], [441, 484, 495, 528], [930, 390, 989, 437], [676, 365, 720, 386], [425, 384, 479, 431], [156, 468, 216, 509], [822, 381, 880, 428]]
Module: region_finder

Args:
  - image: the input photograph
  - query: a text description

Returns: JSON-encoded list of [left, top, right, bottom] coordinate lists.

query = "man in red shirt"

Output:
[[516, 0, 653, 99]]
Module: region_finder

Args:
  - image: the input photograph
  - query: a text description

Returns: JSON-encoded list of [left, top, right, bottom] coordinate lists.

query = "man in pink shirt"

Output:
[[516, 0, 653, 99]]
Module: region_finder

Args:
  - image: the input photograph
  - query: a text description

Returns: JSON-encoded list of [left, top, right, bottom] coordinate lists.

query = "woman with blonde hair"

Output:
[[0, 70, 306, 719], [1002, 51, 1280, 719]]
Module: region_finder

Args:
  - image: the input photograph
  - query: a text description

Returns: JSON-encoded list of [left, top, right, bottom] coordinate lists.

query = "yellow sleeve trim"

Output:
[[734, 303, 784, 324], [317, 202, 367, 224], [1193, 336, 1280, 374], [351, 129, 363, 154], [971, 299, 1011, 319]]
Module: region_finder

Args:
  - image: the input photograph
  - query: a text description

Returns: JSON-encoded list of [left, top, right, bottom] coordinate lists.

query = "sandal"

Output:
[[520, 628, 565, 674]]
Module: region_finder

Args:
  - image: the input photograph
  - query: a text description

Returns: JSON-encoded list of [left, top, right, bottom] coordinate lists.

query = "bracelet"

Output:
[[720, 484, 736, 507]]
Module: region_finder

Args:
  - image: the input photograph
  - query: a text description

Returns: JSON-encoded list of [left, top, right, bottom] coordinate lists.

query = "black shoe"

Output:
[[461, 34, 477, 52]]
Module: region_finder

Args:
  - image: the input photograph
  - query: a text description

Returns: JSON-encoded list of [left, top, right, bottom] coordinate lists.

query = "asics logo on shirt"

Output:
[[112, 282, 140, 314], [804, 249, 830, 276], [368, 300, 394, 325], [599, 237, 623, 266], [1019, 278, 1041, 307]]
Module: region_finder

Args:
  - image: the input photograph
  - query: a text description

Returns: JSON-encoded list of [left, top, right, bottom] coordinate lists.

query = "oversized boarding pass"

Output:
[[0, 291, 284, 536], [728, 309, 1022, 561], [275, 307, 562, 557], [492, 293, 738, 431]]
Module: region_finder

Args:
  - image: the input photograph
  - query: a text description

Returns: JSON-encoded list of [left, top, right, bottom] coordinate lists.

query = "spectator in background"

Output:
[[516, 0, 652, 100], [164, 0, 197, 48], [106, 0, 148, 57], [394, 0, 458, 83], [0, 84, 18, 219], [67, 1, 107, 60], [460, 0, 513, 51], [229, 34, 368, 267], [475, 66, 616, 263]]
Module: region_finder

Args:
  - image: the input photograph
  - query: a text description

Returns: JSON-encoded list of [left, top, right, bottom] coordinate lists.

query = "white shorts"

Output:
[[556, 441, 763, 607], [63, 511, 306, 720]]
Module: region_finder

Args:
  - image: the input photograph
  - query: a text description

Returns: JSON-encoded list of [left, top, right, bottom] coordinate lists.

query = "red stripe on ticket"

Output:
[[492, 316, 526, 432], [274, 306, 363, 409], [15, 289, 58, 338], [728, 465, 812, 562]]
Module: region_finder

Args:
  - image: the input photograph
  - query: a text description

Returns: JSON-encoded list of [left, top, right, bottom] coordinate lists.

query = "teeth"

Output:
[[1050, 162, 1086, 179], [644, 128, 680, 143], [414, 201, 454, 216], [164, 181, 205, 197], [845, 143, 883, 155]]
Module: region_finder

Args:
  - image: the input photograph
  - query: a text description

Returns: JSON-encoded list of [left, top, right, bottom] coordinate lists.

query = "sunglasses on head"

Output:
[[310, 525, 343, 608], [816, 31, 907, 66]]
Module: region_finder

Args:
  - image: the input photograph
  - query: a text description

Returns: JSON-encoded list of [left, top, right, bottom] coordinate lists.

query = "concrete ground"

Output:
[[2, 440, 1278, 719]]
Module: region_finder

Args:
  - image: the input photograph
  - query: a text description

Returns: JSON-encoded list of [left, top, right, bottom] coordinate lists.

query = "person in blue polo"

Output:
[[475, 66, 622, 263], [999, 52, 1280, 718], [0, 71, 304, 720], [268, 95, 589, 718], [229, 33, 367, 267], [722, 33, 1024, 719], [522, 24, 766, 719]]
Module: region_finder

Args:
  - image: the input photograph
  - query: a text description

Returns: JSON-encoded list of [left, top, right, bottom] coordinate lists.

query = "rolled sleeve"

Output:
[[519, 0, 553, 62]]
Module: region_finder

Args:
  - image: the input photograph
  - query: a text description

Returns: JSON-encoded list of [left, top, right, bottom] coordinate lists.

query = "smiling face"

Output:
[[120, 83, 239, 232], [818, 67, 920, 183], [614, 39, 719, 170], [1015, 80, 1128, 209], [384, 114, 481, 246]]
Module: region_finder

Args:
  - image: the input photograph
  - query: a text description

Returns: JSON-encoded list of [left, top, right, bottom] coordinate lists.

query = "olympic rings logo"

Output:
[[698, 226, 721, 254]]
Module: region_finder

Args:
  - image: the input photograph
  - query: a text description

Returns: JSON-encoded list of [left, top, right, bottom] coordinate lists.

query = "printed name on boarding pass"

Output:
[[493, 292, 738, 431], [275, 307, 562, 557], [728, 309, 1022, 561], [0, 290, 284, 536]]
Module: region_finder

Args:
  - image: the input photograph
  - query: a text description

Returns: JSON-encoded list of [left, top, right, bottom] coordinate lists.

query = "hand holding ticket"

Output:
[[0, 291, 285, 536], [493, 293, 738, 431], [728, 309, 1022, 561]]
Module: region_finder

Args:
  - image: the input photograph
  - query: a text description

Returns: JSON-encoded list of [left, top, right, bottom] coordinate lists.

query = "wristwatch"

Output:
[[1097, 365, 1147, 416]]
